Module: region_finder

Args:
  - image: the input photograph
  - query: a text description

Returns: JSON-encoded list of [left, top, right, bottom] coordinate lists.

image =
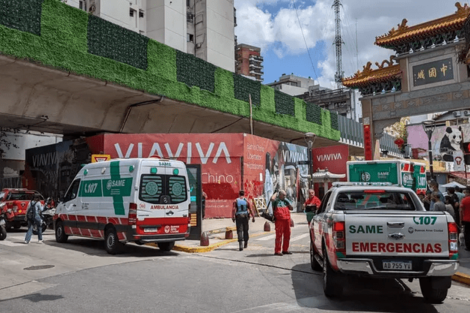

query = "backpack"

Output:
[[26, 201, 36, 221], [236, 198, 248, 216]]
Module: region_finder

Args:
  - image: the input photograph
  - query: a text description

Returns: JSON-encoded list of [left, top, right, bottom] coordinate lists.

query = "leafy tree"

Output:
[[389, 117, 410, 143]]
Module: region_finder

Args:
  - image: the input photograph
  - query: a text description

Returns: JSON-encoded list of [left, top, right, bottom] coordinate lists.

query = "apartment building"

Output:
[[235, 44, 264, 82], [68, 0, 235, 72]]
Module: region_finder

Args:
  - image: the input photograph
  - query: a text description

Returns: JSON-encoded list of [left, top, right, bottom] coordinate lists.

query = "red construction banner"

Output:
[[312, 144, 349, 176], [243, 134, 309, 214], [100, 133, 244, 218]]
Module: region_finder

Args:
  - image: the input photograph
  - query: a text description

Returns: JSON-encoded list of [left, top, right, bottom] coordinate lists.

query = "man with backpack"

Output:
[[24, 194, 44, 244], [232, 190, 255, 251]]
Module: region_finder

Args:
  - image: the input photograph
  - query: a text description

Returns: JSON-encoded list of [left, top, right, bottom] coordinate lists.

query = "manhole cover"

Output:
[[24, 265, 55, 271]]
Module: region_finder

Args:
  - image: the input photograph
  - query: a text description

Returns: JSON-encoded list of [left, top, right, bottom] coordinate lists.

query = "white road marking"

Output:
[[256, 234, 276, 241], [290, 233, 309, 242]]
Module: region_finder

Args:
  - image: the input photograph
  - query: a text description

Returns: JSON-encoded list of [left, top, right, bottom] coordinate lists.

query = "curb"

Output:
[[452, 272, 470, 286], [172, 230, 274, 253]]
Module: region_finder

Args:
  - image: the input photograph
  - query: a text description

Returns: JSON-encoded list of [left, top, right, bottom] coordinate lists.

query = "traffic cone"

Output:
[[200, 232, 209, 246], [290, 219, 294, 227], [225, 229, 233, 239], [264, 221, 271, 232]]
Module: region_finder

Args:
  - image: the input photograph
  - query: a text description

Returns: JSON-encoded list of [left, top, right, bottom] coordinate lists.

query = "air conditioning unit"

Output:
[[464, 110, 470, 116], [453, 111, 462, 117]]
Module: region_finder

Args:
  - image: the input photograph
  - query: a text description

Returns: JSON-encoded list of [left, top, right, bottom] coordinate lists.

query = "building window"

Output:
[[139, 10, 144, 18], [130, 8, 136, 17], [79, 0, 87, 11], [187, 33, 194, 42]]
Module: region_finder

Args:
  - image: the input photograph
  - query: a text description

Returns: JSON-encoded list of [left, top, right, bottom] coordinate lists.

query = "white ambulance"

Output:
[[53, 158, 191, 254]]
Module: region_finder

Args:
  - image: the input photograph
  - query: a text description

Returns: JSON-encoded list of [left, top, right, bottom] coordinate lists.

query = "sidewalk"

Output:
[[170, 213, 309, 253], [454, 246, 470, 286]]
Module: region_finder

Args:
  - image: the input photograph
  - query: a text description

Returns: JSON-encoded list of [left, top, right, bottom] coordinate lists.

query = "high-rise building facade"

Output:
[[235, 44, 263, 81], [67, 0, 235, 72]]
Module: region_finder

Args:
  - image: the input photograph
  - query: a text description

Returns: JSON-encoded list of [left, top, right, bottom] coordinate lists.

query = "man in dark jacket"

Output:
[[232, 191, 255, 251]]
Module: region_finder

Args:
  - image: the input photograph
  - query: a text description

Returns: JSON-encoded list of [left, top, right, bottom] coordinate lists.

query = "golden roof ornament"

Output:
[[375, 2, 470, 47]]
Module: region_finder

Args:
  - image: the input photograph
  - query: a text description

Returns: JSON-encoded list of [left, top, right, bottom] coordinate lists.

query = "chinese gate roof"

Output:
[[342, 57, 401, 88], [375, 2, 470, 49]]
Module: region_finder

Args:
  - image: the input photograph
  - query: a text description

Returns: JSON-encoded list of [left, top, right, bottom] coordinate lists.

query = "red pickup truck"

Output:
[[0, 188, 45, 230]]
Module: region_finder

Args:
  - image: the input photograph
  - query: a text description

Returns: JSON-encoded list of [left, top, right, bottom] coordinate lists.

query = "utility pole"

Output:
[[333, 0, 344, 88]]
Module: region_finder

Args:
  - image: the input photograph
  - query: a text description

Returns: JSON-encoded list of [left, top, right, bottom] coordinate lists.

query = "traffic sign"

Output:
[[91, 154, 111, 163]]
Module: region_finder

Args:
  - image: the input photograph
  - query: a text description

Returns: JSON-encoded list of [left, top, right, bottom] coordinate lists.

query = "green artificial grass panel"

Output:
[[0, 0, 43, 36], [294, 98, 307, 121], [215, 68, 234, 99], [274, 89, 295, 116], [41, 0, 87, 53], [176, 50, 215, 93], [87, 15, 149, 70], [330, 111, 339, 131], [147, 40, 176, 82], [306, 101, 322, 125], [260, 85, 275, 112], [233, 74, 261, 106]]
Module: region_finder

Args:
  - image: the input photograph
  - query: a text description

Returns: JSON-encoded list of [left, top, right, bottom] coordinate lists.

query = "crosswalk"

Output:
[[255, 232, 309, 242]]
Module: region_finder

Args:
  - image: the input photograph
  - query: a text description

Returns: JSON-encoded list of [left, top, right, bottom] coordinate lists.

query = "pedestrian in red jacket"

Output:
[[271, 190, 293, 256]]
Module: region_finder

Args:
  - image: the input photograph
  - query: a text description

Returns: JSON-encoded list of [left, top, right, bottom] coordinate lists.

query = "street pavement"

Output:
[[0, 215, 469, 312]]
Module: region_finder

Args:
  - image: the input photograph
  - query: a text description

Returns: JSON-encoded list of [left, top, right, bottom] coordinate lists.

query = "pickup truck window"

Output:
[[318, 192, 332, 213], [6, 192, 35, 201], [335, 191, 416, 211]]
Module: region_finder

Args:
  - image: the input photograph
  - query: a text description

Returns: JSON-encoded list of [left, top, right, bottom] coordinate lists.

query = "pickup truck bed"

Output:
[[309, 185, 459, 303]]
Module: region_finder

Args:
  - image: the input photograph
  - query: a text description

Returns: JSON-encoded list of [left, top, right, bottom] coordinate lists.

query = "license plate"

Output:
[[383, 261, 412, 270], [144, 228, 157, 233]]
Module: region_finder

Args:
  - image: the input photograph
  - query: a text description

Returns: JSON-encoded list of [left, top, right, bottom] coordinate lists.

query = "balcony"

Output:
[[249, 55, 263, 61], [249, 63, 263, 69], [250, 70, 264, 75]]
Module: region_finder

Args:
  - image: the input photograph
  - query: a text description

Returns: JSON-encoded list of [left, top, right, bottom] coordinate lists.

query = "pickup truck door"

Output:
[[312, 191, 332, 255]]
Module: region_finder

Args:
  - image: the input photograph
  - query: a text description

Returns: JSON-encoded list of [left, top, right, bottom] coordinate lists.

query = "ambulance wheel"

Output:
[[55, 221, 68, 243], [323, 247, 343, 298], [105, 227, 124, 255], [158, 241, 175, 252], [0, 226, 7, 241]]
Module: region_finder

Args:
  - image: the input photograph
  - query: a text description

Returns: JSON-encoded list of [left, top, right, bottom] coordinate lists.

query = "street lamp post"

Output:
[[422, 120, 436, 181], [304, 132, 317, 189]]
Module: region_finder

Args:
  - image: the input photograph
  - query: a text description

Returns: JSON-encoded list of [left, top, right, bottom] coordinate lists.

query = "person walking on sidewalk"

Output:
[[460, 187, 470, 250], [232, 191, 255, 251], [304, 189, 321, 225], [24, 194, 44, 244], [271, 190, 293, 256]]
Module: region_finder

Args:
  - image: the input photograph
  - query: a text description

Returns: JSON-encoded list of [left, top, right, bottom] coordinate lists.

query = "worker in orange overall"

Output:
[[271, 190, 293, 256]]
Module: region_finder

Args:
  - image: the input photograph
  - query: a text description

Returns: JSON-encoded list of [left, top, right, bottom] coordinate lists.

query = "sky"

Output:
[[234, 0, 466, 88]]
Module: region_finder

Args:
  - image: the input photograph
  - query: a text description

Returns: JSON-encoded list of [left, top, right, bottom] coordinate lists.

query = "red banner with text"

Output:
[[100, 133, 244, 218]]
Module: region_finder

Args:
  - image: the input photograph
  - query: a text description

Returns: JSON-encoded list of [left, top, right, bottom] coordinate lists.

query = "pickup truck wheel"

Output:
[[55, 221, 68, 243], [310, 240, 322, 271], [158, 241, 175, 252], [419, 278, 448, 303], [0, 226, 7, 241], [323, 248, 343, 297]]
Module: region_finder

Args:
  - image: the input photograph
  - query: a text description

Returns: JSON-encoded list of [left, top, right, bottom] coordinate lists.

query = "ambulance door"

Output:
[[60, 179, 82, 228], [186, 165, 202, 240]]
